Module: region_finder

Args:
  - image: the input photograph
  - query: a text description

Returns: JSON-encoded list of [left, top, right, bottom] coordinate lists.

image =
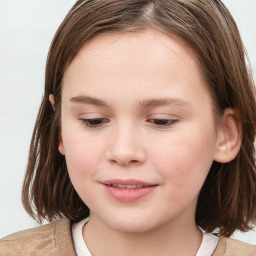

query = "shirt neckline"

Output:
[[72, 218, 219, 256]]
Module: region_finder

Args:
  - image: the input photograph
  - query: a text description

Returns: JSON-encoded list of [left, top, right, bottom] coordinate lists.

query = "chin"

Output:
[[101, 213, 161, 234]]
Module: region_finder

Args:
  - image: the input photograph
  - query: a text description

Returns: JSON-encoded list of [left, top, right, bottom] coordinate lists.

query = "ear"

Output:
[[58, 134, 65, 155], [49, 94, 65, 155], [214, 108, 242, 163], [49, 94, 55, 111]]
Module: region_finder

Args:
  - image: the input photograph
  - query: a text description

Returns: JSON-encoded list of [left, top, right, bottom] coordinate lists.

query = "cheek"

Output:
[[61, 126, 105, 186], [63, 136, 105, 205], [65, 140, 104, 174], [61, 117, 104, 163], [150, 128, 216, 190]]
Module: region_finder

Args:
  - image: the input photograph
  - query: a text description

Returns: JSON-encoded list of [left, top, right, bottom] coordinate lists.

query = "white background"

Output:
[[0, 0, 255, 244]]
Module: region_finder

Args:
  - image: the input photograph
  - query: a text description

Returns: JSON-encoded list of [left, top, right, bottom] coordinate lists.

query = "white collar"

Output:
[[72, 218, 219, 256]]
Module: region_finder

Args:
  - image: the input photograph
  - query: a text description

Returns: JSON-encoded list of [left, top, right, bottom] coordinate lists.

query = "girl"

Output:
[[1, 0, 256, 255]]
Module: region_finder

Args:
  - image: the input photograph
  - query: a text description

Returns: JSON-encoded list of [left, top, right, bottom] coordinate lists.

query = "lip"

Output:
[[102, 179, 155, 186], [101, 179, 158, 202]]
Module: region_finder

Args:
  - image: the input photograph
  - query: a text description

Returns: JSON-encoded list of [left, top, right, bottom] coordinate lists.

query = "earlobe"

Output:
[[49, 94, 64, 154], [49, 94, 55, 111], [58, 135, 65, 155], [214, 108, 242, 163]]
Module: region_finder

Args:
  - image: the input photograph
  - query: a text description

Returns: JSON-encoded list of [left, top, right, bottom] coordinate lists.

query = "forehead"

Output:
[[62, 29, 211, 107], [70, 29, 198, 71]]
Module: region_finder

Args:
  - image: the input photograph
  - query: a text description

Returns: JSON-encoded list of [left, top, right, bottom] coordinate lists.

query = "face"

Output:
[[60, 29, 221, 233]]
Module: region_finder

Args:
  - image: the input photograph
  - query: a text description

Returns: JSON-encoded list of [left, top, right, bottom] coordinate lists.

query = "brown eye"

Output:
[[150, 119, 177, 126], [80, 118, 109, 128]]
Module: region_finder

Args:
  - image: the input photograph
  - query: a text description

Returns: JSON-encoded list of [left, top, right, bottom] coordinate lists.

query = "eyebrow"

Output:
[[70, 96, 108, 107], [138, 98, 191, 108], [70, 95, 191, 108]]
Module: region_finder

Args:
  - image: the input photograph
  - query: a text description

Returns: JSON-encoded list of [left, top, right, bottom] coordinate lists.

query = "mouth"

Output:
[[102, 179, 158, 202], [109, 184, 153, 189], [102, 179, 157, 188]]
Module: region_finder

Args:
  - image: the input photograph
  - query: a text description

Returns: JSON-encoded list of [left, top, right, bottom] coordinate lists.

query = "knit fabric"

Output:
[[0, 219, 76, 256], [1, 218, 255, 256]]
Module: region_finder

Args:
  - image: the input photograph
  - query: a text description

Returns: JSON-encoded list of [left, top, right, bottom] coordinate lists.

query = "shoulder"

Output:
[[0, 218, 76, 256], [213, 236, 256, 256]]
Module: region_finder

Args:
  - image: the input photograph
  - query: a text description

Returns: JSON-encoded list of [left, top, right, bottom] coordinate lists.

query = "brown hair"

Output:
[[22, 0, 256, 237]]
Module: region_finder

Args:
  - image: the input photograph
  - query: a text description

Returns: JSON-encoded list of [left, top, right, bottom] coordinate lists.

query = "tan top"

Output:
[[1, 218, 256, 256]]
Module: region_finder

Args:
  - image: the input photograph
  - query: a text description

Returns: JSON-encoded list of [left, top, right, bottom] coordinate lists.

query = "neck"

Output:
[[83, 213, 202, 256]]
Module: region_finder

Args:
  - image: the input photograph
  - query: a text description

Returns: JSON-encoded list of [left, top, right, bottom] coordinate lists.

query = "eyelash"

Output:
[[147, 119, 178, 127], [79, 118, 109, 128], [79, 118, 178, 128]]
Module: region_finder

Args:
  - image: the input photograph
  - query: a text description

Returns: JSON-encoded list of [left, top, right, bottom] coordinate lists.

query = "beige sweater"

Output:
[[1, 218, 256, 256]]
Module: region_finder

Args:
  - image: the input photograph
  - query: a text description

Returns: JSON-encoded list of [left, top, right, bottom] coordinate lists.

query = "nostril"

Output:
[[106, 149, 146, 166], [109, 158, 139, 165]]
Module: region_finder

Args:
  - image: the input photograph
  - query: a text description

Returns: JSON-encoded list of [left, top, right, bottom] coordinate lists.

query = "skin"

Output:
[[51, 29, 241, 256]]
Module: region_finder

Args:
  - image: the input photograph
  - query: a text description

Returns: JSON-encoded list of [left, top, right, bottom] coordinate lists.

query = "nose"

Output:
[[105, 123, 146, 167]]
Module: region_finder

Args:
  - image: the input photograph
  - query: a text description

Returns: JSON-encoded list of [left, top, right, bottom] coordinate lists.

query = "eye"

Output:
[[79, 118, 109, 128], [148, 119, 178, 127]]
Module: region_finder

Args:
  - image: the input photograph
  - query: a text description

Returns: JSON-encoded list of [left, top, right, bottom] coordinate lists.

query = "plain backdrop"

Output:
[[0, 0, 256, 244]]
